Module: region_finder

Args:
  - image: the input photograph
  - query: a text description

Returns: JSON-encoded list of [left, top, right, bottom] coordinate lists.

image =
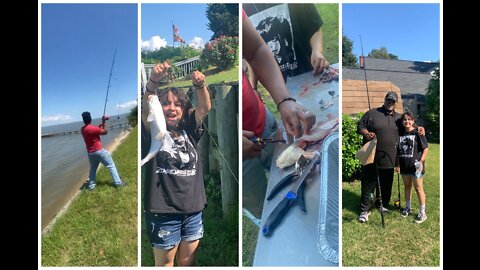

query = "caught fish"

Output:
[[141, 95, 174, 166], [276, 116, 339, 169]]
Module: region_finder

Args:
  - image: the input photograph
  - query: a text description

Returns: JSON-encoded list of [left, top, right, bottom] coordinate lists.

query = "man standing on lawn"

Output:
[[356, 92, 424, 223]]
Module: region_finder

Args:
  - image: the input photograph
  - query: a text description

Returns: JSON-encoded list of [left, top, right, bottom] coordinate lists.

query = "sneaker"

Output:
[[114, 181, 127, 188], [401, 208, 411, 217], [358, 211, 371, 223], [414, 212, 427, 224]]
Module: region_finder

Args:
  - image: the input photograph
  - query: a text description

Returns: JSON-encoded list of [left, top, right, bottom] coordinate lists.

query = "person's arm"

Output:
[[419, 148, 429, 163], [419, 134, 429, 163], [417, 126, 426, 136], [243, 13, 314, 137], [357, 111, 375, 140], [142, 62, 170, 133], [310, 28, 329, 75], [191, 70, 211, 128], [98, 116, 108, 135]]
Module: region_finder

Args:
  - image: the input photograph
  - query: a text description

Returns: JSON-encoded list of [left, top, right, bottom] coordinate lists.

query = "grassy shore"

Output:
[[41, 127, 138, 266]]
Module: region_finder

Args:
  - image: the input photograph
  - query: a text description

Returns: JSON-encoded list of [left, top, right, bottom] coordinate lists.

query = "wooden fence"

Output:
[[342, 80, 403, 114]]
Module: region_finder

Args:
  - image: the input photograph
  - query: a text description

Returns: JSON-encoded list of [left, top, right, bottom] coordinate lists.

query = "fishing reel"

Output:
[[102, 115, 110, 121], [393, 199, 401, 209]]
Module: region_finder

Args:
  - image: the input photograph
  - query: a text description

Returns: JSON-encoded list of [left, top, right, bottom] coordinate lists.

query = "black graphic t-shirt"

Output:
[[398, 130, 428, 174], [244, 3, 323, 81], [143, 111, 206, 214]]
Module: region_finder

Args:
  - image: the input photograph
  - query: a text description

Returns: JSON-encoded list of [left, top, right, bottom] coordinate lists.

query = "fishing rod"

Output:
[[359, 35, 371, 110], [103, 47, 117, 118]]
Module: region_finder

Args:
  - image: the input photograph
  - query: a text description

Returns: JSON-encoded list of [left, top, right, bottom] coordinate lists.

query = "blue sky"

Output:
[[343, 4, 440, 62], [141, 4, 214, 51], [41, 4, 138, 126]]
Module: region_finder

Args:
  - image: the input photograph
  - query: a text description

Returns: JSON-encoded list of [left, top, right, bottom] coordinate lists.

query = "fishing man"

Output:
[[81, 111, 126, 190]]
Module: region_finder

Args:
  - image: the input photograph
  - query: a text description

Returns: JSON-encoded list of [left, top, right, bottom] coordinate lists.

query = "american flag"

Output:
[[172, 23, 185, 43]]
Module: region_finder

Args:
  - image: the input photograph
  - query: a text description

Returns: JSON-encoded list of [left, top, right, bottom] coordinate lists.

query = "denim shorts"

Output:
[[401, 173, 425, 178], [145, 212, 204, 250]]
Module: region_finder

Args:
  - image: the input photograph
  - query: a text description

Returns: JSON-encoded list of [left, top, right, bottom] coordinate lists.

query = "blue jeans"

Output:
[[145, 212, 204, 250], [87, 148, 122, 188], [243, 109, 278, 218]]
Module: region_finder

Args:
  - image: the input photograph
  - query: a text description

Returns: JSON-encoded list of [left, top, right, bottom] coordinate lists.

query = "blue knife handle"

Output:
[[262, 191, 297, 237]]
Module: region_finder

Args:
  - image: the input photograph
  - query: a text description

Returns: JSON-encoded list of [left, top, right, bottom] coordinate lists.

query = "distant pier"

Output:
[[41, 123, 130, 138]]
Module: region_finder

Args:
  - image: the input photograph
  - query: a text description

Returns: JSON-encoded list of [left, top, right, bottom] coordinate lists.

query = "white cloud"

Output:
[[141, 36, 168, 51], [116, 100, 137, 110], [41, 114, 73, 123], [189, 36, 204, 49]]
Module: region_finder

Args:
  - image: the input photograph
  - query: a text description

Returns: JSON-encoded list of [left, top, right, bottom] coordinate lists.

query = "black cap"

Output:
[[385, 91, 398, 102]]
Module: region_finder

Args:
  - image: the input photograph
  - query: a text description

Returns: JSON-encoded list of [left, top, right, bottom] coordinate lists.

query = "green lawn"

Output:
[[41, 127, 138, 266], [317, 4, 339, 64], [342, 143, 440, 266]]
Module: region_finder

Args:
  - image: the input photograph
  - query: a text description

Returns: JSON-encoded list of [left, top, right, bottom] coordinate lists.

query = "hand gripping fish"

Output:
[[141, 95, 174, 166], [276, 116, 339, 169]]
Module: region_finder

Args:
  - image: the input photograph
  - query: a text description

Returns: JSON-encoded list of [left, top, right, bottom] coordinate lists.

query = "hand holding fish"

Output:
[[278, 101, 316, 138], [192, 70, 205, 88], [150, 61, 171, 84]]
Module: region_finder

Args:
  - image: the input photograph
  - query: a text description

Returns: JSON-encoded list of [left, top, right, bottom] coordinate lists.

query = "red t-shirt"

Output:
[[81, 124, 103, 153], [242, 9, 266, 137]]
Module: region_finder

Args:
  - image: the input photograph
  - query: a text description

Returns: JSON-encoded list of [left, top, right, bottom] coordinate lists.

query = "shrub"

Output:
[[201, 35, 239, 71], [342, 113, 363, 182]]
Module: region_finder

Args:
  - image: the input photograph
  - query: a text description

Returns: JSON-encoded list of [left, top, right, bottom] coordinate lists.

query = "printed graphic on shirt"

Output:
[[248, 4, 298, 74], [399, 135, 415, 158], [156, 130, 197, 177]]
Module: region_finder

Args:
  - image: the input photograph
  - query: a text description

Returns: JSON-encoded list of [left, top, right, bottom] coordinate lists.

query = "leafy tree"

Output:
[[206, 4, 238, 40], [423, 63, 440, 143], [388, 53, 399, 60], [368, 46, 398, 59], [342, 34, 358, 67], [128, 105, 137, 127]]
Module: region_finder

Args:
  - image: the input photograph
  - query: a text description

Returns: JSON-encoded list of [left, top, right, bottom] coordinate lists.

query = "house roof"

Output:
[[343, 58, 437, 95]]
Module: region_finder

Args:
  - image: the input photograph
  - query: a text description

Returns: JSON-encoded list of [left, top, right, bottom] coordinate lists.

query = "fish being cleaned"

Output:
[[276, 116, 339, 169], [141, 94, 174, 166]]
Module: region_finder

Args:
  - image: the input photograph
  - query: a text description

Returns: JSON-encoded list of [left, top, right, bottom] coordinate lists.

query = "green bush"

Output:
[[201, 36, 239, 71], [342, 113, 363, 182]]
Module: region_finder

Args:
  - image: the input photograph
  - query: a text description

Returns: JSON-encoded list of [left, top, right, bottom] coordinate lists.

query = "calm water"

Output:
[[41, 114, 129, 230]]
